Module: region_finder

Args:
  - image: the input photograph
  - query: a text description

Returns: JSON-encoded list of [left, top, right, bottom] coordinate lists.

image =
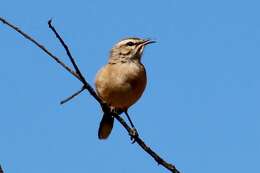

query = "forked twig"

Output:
[[0, 16, 181, 173], [47, 20, 103, 105]]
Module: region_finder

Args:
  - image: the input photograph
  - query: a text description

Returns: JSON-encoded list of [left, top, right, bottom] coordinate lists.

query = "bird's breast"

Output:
[[95, 62, 147, 109]]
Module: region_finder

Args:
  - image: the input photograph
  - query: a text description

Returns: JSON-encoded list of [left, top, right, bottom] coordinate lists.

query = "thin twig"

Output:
[[0, 16, 181, 173], [62, 87, 85, 104], [60, 86, 85, 104], [0, 164, 3, 173]]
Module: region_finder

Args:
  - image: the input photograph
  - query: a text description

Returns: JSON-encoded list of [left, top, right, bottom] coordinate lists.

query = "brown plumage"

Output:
[[95, 37, 155, 139]]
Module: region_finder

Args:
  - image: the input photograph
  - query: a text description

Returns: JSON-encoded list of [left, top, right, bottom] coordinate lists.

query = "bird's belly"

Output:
[[105, 81, 144, 108]]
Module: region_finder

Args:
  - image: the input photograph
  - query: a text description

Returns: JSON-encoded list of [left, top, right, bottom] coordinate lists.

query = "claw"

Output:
[[129, 128, 138, 143]]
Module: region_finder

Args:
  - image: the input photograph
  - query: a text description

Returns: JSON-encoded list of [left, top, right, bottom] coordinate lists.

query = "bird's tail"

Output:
[[98, 113, 114, 139]]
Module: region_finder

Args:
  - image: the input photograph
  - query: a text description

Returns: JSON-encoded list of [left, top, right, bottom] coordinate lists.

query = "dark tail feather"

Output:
[[98, 113, 114, 139]]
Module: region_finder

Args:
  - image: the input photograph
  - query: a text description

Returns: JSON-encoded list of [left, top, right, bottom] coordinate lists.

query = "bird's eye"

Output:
[[126, 41, 135, 46]]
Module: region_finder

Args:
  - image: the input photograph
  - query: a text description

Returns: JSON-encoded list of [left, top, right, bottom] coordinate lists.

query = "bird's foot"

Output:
[[110, 107, 123, 115], [129, 127, 139, 143]]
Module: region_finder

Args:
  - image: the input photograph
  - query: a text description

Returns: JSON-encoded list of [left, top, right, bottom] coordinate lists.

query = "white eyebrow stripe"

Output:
[[116, 38, 141, 46]]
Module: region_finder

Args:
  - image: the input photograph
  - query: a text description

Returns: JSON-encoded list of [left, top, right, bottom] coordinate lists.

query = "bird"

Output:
[[95, 37, 155, 139]]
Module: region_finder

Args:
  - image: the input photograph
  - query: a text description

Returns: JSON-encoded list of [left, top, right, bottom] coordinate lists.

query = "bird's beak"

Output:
[[142, 39, 156, 46]]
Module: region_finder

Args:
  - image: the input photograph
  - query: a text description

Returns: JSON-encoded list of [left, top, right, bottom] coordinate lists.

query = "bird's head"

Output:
[[109, 37, 155, 63]]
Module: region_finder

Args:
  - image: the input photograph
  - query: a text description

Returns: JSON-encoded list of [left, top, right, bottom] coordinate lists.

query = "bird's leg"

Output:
[[124, 110, 138, 142], [110, 108, 138, 142], [124, 110, 135, 128]]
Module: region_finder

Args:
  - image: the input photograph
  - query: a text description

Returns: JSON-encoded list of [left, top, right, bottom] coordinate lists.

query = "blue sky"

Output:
[[1, 0, 260, 173]]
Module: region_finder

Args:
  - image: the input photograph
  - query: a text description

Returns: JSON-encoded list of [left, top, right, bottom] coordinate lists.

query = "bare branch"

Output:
[[0, 16, 181, 173]]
